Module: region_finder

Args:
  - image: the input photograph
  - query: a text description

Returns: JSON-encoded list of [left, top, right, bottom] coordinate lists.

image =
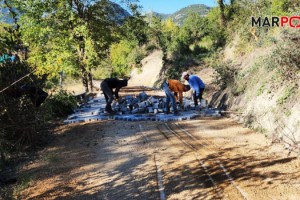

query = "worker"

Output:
[[162, 79, 190, 115], [100, 78, 128, 114], [182, 72, 205, 108]]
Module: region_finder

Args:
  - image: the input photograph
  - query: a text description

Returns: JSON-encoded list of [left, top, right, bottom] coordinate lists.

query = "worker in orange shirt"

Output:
[[162, 79, 190, 115]]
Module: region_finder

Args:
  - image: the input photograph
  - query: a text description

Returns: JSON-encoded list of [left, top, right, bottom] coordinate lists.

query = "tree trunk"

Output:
[[88, 72, 93, 92], [218, 0, 226, 27], [81, 66, 89, 93], [78, 36, 89, 93]]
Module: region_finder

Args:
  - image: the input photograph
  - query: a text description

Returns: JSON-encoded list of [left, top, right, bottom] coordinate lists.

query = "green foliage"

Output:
[[109, 38, 148, 77], [92, 58, 113, 80], [43, 152, 59, 163], [271, 0, 299, 15], [110, 39, 138, 77], [0, 61, 47, 155], [270, 29, 300, 79], [161, 18, 182, 57], [121, 4, 149, 45], [206, 7, 226, 49], [147, 16, 164, 48], [146, 12, 214, 66], [13, 173, 35, 199], [276, 85, 297, 105], [0, 23, 12, 52], [257, 82, 266, 96], [197, 36, 213, 50], [42, 90, 77, 118], [4, 0, 139, 91], [178, 13, 209, 51], [213, 61, 238, 90], [14, 0, 77, 78], [166, 54, 198, 79]]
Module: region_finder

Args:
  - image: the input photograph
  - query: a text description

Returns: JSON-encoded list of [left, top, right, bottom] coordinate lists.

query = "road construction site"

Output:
[[18, 87, 300, 200]]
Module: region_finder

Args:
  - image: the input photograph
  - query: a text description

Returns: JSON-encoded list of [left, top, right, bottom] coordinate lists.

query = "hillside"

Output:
[[169, 4, 210, 26], [210, 30, 300, 151], [128, 50, 164, 87], [108, 1, 131, 23], [146, 4, 211, 26]]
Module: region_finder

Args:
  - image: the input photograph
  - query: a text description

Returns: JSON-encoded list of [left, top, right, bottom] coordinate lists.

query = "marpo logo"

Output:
[[251, 16, 300, 28]]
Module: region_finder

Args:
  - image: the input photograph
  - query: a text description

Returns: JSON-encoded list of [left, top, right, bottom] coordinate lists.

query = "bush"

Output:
[[42, 91, 77, 118], [270, 29, 300, 79], [0, 61, 47, 155], [213, 61, 238, 90], [110, 40, 141, 77]]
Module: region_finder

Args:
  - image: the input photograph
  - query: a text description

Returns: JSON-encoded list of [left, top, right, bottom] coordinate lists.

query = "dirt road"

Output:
[[18, 116, 300, 200]]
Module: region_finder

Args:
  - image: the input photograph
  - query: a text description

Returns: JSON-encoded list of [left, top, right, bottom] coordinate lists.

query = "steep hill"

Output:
[[169, 4, 210, 26], [108, 1, 131, 23], [149, 4, 211, 26], [210, 31, 300, 150]]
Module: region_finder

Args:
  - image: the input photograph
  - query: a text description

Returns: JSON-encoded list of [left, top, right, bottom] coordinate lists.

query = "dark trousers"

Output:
[[193, 88, 205, 106], [100, 81, 113, 113]]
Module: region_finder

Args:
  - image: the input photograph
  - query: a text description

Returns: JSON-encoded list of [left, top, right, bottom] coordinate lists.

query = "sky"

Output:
[[136, 0, 217, 14]]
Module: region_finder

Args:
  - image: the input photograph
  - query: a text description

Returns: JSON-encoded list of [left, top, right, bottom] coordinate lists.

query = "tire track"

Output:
[[139, 124, 166, 200], [157, 123, 224, 199], [167, 122, 249, 200]]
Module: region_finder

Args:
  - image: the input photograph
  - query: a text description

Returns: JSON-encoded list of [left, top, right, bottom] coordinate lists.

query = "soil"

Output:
[[128, 50, 164, 88], [15, 115, 300, 200]]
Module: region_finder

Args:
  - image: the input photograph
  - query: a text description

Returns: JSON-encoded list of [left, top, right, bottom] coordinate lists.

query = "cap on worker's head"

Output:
[[181, 71, 189, 80]]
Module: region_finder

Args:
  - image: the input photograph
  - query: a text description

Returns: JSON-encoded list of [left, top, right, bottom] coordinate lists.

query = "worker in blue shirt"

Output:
[[182, 71, 205, 108]]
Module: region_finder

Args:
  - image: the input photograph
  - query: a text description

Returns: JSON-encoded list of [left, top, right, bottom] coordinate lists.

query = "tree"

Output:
[[120, 4, 149, 45], [206, 7, 226, 48], [2, 0, 136, 92], [179, 13, 209, 47], [272, 0, 299, 15], [109, 39, 137, 77], [218, 0, 226, 27]]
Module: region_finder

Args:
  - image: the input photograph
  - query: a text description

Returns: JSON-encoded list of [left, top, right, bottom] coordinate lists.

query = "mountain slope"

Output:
[[169, 4, 210, 26], [210, 32, 300, 149], [148, 4, 211, 26]]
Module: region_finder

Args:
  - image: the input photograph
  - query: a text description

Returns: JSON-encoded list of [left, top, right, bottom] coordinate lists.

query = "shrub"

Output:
[[270, 29, 300, 79], [110, 40, 142, 77], [0, 61, 47, 155], [213, 61, 238, 90], [42, 91, 77, 118]]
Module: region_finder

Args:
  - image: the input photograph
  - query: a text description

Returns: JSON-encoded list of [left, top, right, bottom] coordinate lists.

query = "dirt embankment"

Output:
[[128, 50, 164, 88], [210, 36, 300, 150]]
